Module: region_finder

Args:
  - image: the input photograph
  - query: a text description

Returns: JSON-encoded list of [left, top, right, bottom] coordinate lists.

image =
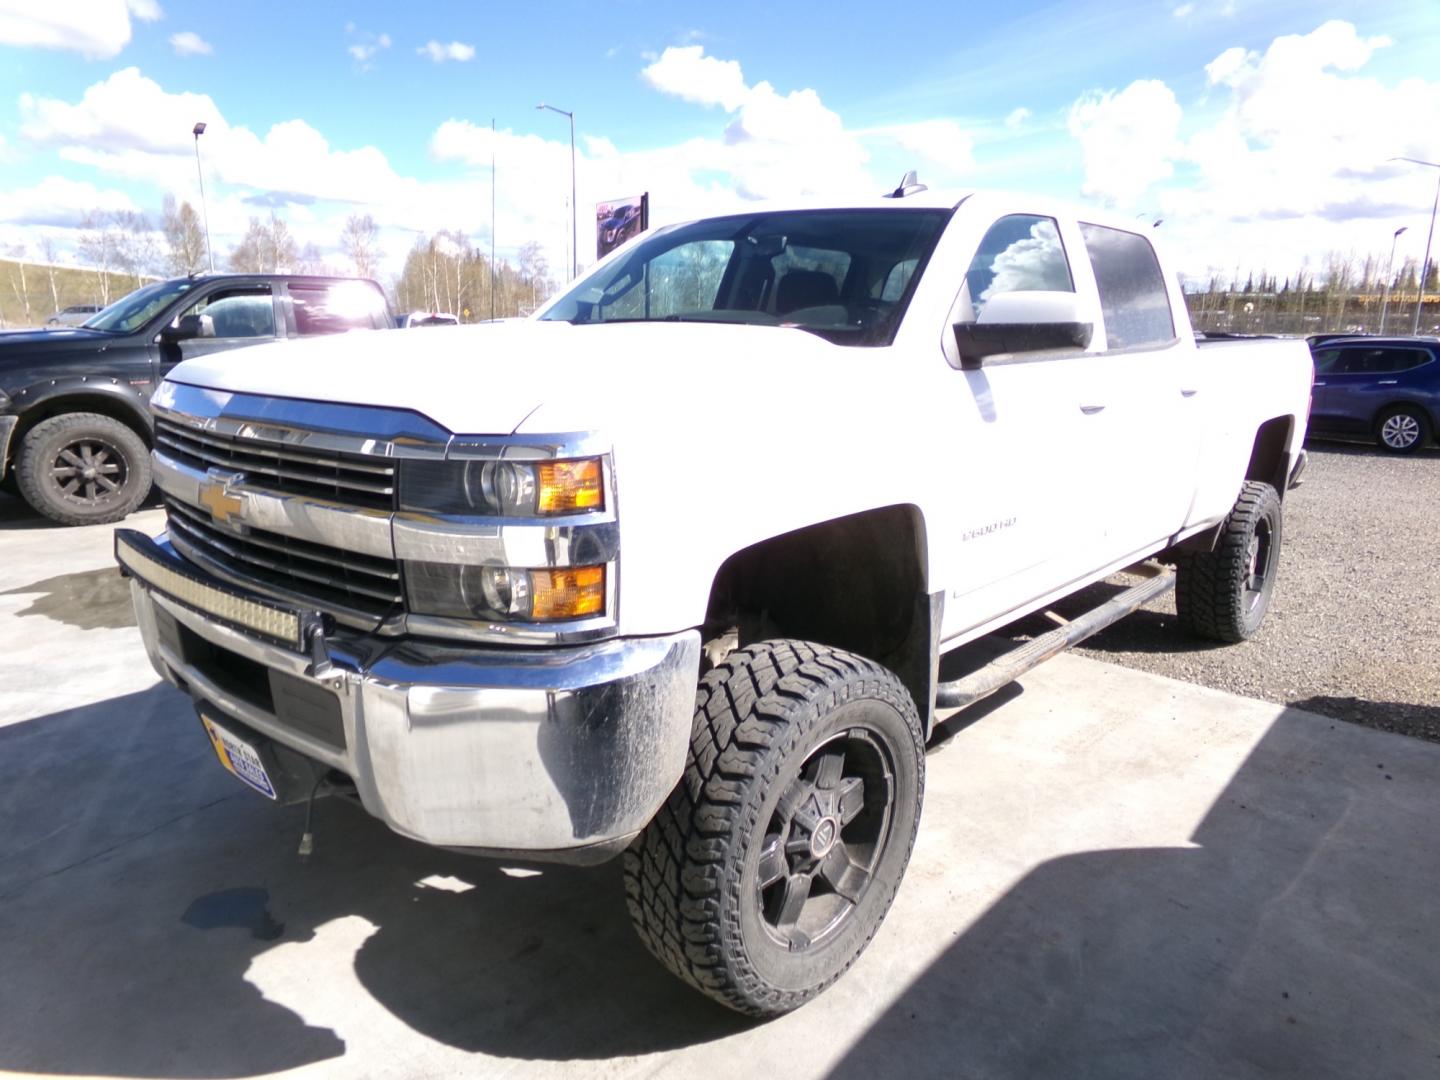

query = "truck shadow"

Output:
[[6, 685, 1436, 1076], [830, 710, 1440, 1080], [0, 684, 749, 1078]]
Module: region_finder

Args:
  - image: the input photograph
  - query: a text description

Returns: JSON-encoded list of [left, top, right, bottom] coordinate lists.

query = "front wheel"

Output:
[[15, 412, 152, 526], [1375, 406, 1430, 454], [1175, 480, 1282, 643], [624, 640, 924, 1017]]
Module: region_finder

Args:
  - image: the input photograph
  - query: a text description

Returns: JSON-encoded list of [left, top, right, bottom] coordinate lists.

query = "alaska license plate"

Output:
[[201, 715, 277, 800]]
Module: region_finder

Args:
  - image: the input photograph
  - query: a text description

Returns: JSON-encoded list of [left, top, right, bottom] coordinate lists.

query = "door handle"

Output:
[[1313, 381, 1327, 387], [1079, 404, 1105, 415], [1377, 379, 1398, 385], [1180, 388, 1198, 397]]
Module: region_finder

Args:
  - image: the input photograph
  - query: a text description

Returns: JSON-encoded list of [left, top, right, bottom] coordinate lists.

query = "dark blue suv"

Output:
[[1307, 337, 1440, 453]]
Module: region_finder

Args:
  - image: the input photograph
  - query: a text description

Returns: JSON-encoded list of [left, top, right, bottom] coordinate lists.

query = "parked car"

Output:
[[45, 304, 102, 328], [114, 186, 1313, 1017], [0, 274, 393, 524], [396, 311, 459, 328], [1307, 336, 1439, 453]]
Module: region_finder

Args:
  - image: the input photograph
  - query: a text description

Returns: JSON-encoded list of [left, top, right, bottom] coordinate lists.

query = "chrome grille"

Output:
[[164, 496, 403, 621], [154, 417, 395, 511]]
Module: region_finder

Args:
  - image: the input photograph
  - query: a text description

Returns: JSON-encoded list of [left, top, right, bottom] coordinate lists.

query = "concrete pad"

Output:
[[1, 500, 1437, 1078]]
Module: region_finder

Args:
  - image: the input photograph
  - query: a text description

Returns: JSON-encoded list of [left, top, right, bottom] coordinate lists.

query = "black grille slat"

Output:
[[155, 418, 395, 510], [164, 497, 403, 619]]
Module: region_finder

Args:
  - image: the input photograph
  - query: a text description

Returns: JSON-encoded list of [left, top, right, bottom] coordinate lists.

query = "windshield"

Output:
[[84, 279, 197, 333], [539, 207, 951, 346]]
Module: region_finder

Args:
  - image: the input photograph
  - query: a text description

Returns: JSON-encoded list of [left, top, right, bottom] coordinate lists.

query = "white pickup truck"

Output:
[[115, 185, 1312, 1017]]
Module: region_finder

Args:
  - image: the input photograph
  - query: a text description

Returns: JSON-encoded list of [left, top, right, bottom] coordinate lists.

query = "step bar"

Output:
[[934, 564, 1176, 711]]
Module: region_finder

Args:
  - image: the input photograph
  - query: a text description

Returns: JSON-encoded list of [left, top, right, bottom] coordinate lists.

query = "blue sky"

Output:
[[1, 0, 1438, 284]]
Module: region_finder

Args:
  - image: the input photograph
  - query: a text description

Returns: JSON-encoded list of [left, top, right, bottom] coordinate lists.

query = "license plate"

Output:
[[201, 715, 277, 800]]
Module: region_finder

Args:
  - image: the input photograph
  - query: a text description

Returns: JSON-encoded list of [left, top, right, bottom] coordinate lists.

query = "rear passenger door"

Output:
[[1073, 222, 1193, 556]]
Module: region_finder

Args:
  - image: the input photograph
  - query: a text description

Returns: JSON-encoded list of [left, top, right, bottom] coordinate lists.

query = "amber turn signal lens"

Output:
[[537, 459, 603, 513], [530, 566, 605, 620]]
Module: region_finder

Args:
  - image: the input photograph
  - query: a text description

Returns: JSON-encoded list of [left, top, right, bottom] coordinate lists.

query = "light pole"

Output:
[[192, 121, 214, 274], [1391, 157, 1440, 335], [537, 102, 577, 282], [1379, 226, 1407, 334]]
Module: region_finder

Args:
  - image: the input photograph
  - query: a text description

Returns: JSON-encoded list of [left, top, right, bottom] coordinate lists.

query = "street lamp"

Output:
[[1379, 226, 1408, 334], [1391, 157, 1440, 335], [536, 102, 577, 282], [192, 121, 214, 274]]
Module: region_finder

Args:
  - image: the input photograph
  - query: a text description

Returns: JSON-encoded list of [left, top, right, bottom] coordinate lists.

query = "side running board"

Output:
[[934, 564, 1176, 711]]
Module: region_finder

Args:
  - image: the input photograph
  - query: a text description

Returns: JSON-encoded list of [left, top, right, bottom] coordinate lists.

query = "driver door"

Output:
[[158, 285, 280, 378]]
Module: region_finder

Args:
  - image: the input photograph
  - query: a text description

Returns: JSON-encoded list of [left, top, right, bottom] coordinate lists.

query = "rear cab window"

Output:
[[1078, 224, 1175, 350], [289, 282, 390, 335]]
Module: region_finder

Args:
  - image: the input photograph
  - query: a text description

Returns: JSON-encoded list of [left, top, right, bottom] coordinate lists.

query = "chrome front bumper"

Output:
[[120, 530, 701, 863]]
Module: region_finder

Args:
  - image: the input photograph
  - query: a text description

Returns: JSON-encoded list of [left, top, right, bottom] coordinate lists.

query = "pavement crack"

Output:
[[0, 792, 244, 901]]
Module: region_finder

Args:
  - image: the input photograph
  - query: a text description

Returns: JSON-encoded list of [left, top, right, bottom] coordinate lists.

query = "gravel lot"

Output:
[[1046, 441, 1440, 743]]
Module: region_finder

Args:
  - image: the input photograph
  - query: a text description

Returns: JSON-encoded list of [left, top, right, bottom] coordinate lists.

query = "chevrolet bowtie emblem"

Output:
[[199, 470, 246, 526]]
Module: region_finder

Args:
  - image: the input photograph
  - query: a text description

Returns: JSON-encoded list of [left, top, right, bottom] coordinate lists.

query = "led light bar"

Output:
[[115, 531, 310, 649]]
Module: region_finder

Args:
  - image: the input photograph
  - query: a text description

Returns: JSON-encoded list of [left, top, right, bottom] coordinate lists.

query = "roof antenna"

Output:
[[884, 170, 927, 199]]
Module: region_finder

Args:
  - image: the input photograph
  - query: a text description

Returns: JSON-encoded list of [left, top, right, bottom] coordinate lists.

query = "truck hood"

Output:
[[165, 320, 867, 436], [0, 327, 113, 349]]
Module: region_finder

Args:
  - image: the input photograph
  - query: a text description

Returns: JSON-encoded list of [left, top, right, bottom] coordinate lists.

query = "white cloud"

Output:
[[169, 30, 211, 56], [347, 29, 390, 67], [0, 0, 147, 58], [1004, 107, 1031, 129], [418, 40, 475, 63], [642, 46, 749, 111], [1083, 20, 1440, 281], [126, 0, 162, 19], [638, 45, 877, 201], [0, 175, 138, 227], [1172, 3, 1195, 17], [19, 68, 403, 206], [1068, 79, 1183, 207], [866, 119, 975, 178]]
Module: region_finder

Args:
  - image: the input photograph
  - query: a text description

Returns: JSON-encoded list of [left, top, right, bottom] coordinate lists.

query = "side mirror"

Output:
[[953, 291, 1092, 370], [161, 313, 214, 342]]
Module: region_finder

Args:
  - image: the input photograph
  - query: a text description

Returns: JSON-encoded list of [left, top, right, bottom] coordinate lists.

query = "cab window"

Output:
[[173, 286, 275, 339], [291, 282, 390, 335], [963, 215, 1073, 316], [1079, 223, 1175, 350]]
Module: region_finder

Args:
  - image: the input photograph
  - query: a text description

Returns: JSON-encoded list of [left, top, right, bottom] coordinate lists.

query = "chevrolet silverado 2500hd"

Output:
[[115, 187, 1312, 1016]]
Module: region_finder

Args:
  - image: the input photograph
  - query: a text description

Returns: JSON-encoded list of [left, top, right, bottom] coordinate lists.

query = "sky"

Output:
[[0, 0, 1438, 289]]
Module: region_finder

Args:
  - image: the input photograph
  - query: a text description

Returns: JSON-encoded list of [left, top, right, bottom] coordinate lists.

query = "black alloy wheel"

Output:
[[626, 640, 924, 1017], [50, 435, 129, 508], [16, 412, 152, 526], [756, 728, 895, 953]]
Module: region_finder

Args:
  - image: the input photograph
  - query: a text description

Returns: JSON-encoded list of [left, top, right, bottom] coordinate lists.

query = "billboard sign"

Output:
[[596, 193, 648, 259]]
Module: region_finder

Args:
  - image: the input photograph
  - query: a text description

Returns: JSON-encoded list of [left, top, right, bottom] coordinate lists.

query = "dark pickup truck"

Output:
[[0, 274, 392, 525]]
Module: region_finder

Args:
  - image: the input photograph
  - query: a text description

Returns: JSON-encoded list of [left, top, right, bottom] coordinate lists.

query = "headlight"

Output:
[[405, 561, 606, 622], [399, 456, 605, 516]]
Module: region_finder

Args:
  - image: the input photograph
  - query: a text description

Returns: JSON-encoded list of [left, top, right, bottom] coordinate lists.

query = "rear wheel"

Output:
[[15, 412, 152, 526], [1375, 406, 1430, 454], [624, 640, 924, 1017], [1175, 480, 1282, 643]]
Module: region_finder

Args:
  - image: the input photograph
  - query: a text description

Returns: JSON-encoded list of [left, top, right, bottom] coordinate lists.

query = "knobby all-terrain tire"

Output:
[[1375, 405, 1431, 454], [624, 640, 925, 1017], [16, 412, 152, 526], [1175, 480, 1282, 643]]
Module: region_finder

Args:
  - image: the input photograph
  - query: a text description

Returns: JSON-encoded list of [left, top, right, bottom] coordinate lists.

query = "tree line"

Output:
[[1186, 248, 1440, 336], [2, 198, 558, 326]]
